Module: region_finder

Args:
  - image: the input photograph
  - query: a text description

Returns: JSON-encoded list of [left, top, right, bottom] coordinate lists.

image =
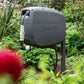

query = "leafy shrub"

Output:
[[62, 0, 84, 39], [66, 28, 80, 54], [62, 0, 84, 22], [1, 36, 20, 50], [17, 55, 84, 84], [56, 22, 84, 54], [1, 36, 55, 70], [19, 48, 55, 70]]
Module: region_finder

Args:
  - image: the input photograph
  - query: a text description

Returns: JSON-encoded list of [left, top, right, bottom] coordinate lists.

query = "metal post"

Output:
[[53, 46, 58, 71], [61, 39, 65, 74]]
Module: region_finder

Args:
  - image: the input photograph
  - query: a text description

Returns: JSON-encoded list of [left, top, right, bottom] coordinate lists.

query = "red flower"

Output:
[[0, 48, 24, 81]]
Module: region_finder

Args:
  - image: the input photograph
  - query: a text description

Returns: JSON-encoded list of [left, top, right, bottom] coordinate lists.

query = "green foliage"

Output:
[[0, 74, 14, 84], [17, 0, 51, 7], [1, 36, 20, 50], [51, 0, 65, 10], [17, 55, 84, 84], [0, 2, 15, 41], [20, 67, 40, 84], [19, 48, 55, 70], [62, 0, 84, 39], [1, 36, 55, 70], [66, 28, 79, 54], [63, 0, 84, 22], [50, 56, 84, 84], [18, 56, 50, 84], [62, 8, 75, 22], [66, 55, 83, 69], [61, 0, 84, 54], [65, 22, 84, 54], [0, 0, 84, 73], [17, 0, 65, 10], [7, 11, 21, 37], [56, 22, 84, 54], [1, 5, 84, 70]]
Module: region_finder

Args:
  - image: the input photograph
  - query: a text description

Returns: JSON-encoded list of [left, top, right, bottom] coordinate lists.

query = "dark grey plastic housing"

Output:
[[21, 7, 66, 48]]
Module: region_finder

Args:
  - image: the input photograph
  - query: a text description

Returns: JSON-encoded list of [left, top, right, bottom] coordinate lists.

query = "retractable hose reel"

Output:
[[20, 7, 66, 73]]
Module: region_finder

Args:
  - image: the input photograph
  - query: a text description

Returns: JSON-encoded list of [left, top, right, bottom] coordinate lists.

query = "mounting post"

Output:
[[61, 39, 65, 74], [53, 46, 58, 71]]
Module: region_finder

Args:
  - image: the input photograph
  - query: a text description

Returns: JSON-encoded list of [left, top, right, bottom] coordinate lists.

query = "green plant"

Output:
[[16, 0, 50, 7], [1, 36, 20, 50], [17, 55, 84, 84], [56, 22, 84, 54], [1, 0, 84, 73], [65, 24, 84, 54], [1, 36, 55, 70], [49, 55, 84, 84], [0, 2, 15, 41], [6, 11, 21, 37], [17, 56, 50, 84], [17, 0, 66, 10], [66, 55, 83, 69], [19, 48, 55, 70], [62, 0, 84, 39]]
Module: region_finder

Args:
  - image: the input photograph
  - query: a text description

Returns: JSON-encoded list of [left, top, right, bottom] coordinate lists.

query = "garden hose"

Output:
[[20, 11, 31, 51], [57, 52, 79, 62]]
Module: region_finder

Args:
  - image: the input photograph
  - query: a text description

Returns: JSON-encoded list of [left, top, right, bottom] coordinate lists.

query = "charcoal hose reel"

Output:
[[20, 7, 66, 73]]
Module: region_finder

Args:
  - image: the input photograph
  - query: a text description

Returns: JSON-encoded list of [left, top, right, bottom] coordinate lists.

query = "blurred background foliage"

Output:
[[0, 0, 84, 70], [0, 0, 84, 84]]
